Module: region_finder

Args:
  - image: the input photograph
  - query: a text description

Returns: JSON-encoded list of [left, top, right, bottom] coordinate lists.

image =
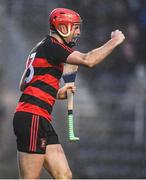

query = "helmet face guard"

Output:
[[49, 8, 82, 46]]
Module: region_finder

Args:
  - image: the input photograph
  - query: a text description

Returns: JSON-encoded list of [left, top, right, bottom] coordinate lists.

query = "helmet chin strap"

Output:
[[52, 25, 79, 47], [58, 25, 79, 47], [57, 25, 71, 37]]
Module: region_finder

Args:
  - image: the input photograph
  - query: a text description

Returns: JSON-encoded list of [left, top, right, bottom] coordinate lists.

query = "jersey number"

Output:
[[24, 52, 36, 84]]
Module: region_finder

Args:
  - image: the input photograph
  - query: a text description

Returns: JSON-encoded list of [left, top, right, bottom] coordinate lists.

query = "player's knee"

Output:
[[56, 169, 72, 179], [20, 171, 41, 179], [21, 174, 40, 179], [65, 169, 72, 179]]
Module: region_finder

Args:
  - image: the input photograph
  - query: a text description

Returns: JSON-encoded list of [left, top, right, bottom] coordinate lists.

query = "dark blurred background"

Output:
[[0, 0, 146, 178]]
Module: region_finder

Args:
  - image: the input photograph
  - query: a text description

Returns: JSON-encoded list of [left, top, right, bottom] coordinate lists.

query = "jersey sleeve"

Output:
[[44, 40, 74, 65]]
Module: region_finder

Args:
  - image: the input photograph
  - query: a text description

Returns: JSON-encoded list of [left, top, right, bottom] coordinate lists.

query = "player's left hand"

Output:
[[57, 84, 76, 99], [61, 84, 76, 94]]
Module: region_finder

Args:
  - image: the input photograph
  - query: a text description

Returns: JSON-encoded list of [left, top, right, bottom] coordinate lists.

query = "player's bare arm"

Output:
[[67, 29, 125, 67], [56, 84, 76, 99]]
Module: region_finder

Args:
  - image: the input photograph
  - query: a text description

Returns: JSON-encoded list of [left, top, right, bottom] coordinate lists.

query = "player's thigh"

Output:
[[44, 144, 72, 179], [13, 112, 47, 178], [18, 151, 45, 179]]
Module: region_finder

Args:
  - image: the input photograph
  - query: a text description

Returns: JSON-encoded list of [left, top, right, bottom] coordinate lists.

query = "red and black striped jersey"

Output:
[[16, 35, 74, 121]]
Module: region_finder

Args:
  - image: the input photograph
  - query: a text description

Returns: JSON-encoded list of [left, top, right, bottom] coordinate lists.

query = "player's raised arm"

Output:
[[67, 29, 125, 67]]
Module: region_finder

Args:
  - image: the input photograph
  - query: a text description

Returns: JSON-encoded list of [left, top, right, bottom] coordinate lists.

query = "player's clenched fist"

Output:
[[111, 29, 125, 46]]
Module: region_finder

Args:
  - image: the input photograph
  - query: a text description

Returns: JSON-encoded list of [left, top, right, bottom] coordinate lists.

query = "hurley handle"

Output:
[[67, 89, 79, 141]]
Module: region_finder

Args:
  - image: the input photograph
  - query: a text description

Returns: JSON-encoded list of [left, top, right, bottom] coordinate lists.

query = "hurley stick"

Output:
[[63, 64, 79, 141]]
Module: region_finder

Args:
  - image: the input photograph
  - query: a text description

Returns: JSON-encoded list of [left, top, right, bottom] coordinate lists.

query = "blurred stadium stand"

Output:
[[0, 0, 146, 178]]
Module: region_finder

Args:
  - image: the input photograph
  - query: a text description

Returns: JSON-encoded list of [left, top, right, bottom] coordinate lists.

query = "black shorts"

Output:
[[13, 111, 60, 154]]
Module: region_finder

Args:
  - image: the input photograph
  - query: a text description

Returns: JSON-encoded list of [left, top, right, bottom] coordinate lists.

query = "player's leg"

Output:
[[18, 151, 44, 179], [40, 119, 72, 179], [13, 112, 46, 179], [44, 144, 72, 179]]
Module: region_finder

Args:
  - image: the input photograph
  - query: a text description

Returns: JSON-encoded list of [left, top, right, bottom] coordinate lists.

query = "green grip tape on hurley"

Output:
[[68, 113, 79, 141]]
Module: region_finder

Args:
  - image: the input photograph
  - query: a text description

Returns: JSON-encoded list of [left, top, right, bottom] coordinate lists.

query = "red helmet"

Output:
[[49, 8, 82, 37]]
